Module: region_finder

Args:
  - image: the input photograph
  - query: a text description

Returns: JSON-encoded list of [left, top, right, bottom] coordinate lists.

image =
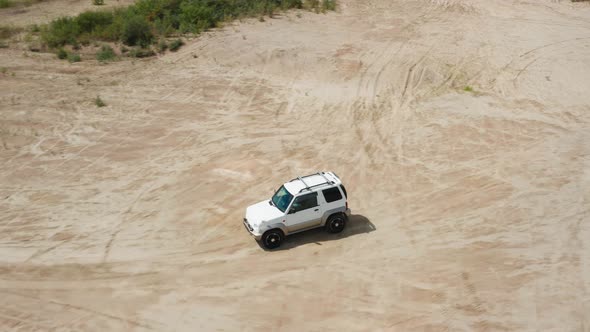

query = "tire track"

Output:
[[347, 8, 440, 180], [0, 290, 161, 330]]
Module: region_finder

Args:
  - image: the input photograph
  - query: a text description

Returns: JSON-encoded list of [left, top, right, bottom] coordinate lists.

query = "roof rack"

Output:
[[297, 176, 310, 189], [318, 171, 332, 184], [296, 172, 335, 193]]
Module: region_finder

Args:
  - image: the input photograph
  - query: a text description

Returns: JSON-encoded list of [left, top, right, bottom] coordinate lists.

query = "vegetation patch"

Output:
[[0, 0, 45, 8], [68, 53, 82, 62], [157, 39, 168, 53], [303, 0, 335, 12], [129, 47, 155, 58], [0, 25, 23, 40], [169, 38, 183, 52], [0, 0, 13, 8], [95, 96, 106, 107], [38, 0, 336, 59], [96, 44, 116, 61], [56, 47, 68, 59]]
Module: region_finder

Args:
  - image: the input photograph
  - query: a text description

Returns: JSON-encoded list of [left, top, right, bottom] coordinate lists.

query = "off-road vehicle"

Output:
[[243, 171, 350, 249]]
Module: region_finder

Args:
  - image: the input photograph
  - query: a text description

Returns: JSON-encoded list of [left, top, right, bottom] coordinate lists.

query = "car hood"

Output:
[[246, 200, 284, 227]]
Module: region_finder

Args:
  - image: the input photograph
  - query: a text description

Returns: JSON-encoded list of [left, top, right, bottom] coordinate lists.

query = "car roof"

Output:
[[284, 171, 341, 195]]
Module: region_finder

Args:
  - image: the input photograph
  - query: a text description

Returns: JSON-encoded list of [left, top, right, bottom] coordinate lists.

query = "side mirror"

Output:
[[289, 208, 296, 214]]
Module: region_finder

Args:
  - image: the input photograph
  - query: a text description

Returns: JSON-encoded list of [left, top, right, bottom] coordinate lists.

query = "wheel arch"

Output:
[[321, 207, 348, 226], [263, 223, 288, 236]]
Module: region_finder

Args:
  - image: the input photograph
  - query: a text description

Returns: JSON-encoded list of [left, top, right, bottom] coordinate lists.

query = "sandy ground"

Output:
[[0, 0, 136, 27], [1, 0, 590, 330]]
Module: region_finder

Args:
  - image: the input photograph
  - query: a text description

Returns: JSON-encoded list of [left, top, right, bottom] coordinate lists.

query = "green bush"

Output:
[[179, 0, 216, 33], [42, 17, 80, 47], [0, 0, 13, 8], [96, 44, 116, 61], [68, 53, 82, 62], [169, 38, 183, 51], [93, 0, 104, 5], [122, 14, 153, 46], [322, 0, 336, 11], [57, 48, 68, 59], [77, 11, 113, 34], [40, 0, 322, 57]]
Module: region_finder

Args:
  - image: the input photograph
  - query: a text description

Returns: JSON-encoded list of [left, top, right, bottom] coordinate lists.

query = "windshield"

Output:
[[271, 185, 293, 213]]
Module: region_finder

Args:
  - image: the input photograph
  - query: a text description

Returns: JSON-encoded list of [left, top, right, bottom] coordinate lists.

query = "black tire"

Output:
[[325, 213, 347, 233], [261, 229, 284, 249]]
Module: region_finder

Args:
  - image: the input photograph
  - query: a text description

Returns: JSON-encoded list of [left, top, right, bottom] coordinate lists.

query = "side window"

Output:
[[291, 193, 318, 212], [322, 187, 343, 203]]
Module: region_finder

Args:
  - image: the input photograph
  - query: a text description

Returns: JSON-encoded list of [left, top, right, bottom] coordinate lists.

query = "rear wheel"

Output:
[[325, 213, 346, 233], [261, 229, 284, 249]]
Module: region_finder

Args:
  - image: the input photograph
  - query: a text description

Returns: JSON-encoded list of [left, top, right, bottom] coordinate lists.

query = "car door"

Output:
[[285, 192, 322, 232]]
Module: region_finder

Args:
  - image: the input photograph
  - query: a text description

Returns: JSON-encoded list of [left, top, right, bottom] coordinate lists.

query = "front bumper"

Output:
[[243, 218, 262, 240]]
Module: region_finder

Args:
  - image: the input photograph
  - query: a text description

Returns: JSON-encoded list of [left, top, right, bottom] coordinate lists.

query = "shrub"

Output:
[[303, 0, 319, 10], [95, 96, 106, 107], [179, 0, 216, 33], [96, 44, 116, 61], [281, 0, 303, 10], [77, 11, 113, 34], [0, 0, 13, 8], [463, 86, 474, 92], [169, 38, 183, 51], [93, 0, 104, 5], [122, 14, 153, 46], [68, 53, 82, 62], [42, 17, 80, 47], [40, 0, 327, 53], [129, 47, 155, 58], [57, 48, 68, 59], [322, 0, 336, 11], [157, 39, 168, 52], [154, 15, 178, 35]]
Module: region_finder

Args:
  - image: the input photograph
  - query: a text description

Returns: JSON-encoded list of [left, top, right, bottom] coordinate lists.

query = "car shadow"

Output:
[[258, 214, 376, 251]]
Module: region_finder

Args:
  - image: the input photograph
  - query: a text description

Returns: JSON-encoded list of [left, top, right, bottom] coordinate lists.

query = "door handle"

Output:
[[314, 208, 319, 211]]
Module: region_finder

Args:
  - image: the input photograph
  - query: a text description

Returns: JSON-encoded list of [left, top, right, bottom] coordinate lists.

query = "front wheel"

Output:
[[261, 229, 284, 249], [325, 214, 347, 233]]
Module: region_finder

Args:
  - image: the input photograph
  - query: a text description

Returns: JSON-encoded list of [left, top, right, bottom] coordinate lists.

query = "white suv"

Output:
[[243, 171, 351, 249]]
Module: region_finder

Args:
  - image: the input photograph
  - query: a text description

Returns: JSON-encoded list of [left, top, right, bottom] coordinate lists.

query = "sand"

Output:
[[1, 0, 589, 330]]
